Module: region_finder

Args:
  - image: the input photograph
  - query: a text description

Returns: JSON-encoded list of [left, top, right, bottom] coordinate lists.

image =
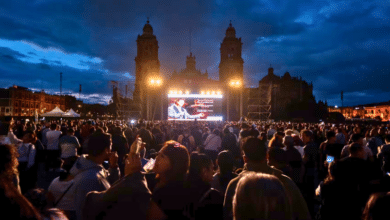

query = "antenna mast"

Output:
[[60, 72, 62, 96]]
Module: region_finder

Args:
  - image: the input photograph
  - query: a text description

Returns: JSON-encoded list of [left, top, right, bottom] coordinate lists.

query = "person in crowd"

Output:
[[362, 192, 390, 220], [318, 131, 341, 180], [258, 131, 267, 142], [17, 132, 38, 193], [293, 135, 305, 157], [367, 128, 383, 157], [178, 128, 196, 153], [238, 123, 251, 144], [340, 133, 373, 161], [81, 126, 96, 154], [338, 143, 374, 193], [41, 121, 51, 148], [152, 125, 165, 146], [268, 143, 289, 175], [267, 125, 277, 140], [80, 121, 92, 143], [284, 135, 304, 186], [191, 125, 203, 148], [47, 159, 76, 219], [203, 129, 222, 165], [269, 131, 285, 149], [186, 152, 223, 220], [24, 188, 68, 220], [224, 137, 310, 220], [301, 129, 318, 217], [0, 144, 42, 220], [377, 134, 390, 175], [137, 122, 156, 152], [46, 123, 62, 171], [124, 127, 134, 149], [221, 127, 239, 157], [211, 150, 238, 196], [248, 124, 260, 137], [59, 128, 81, 170], [69, 131, 120, 220], [111, 126, 129, 177], [317, 152, 372, 220], [233, 172, 292, 220], [335, 128, 346, 145], [151, 141, 191, 220], [83, 136, 165, 220], [202, 127, 210, 144]]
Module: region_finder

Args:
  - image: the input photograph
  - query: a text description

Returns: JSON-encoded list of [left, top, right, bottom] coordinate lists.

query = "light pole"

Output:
[[229, 79, 242, 121], [147, 77, 162, 121]]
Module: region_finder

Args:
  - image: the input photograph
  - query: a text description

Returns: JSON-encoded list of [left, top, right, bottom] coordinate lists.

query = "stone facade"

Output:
[[0, 85, 67, 117]]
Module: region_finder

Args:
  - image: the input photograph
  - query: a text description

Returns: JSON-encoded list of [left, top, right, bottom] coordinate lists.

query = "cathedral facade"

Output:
[[131, 20, 317, 121]]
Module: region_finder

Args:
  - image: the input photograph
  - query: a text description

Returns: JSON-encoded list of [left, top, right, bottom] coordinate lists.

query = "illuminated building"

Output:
[[0, 85, 67, 117]]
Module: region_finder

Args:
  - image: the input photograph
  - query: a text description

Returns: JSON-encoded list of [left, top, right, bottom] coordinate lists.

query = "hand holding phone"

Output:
[[326, 155, 334, 163], [130, 136, 143, 155], [124, 153, 142, 176]]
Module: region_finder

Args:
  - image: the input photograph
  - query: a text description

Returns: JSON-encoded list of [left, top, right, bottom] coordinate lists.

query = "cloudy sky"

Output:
[[0, 0, 389, 106]]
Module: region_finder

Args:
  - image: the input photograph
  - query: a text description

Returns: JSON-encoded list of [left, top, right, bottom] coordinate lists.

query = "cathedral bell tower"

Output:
[[219, 21, 244, 120], [133, 19, 161, 120], [219, 21, 244, 84]]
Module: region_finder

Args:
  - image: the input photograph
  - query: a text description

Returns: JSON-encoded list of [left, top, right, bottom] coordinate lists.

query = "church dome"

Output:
[[282, 72, 291, 80], [225, 21, 236, 38], [143, 19, 153, 35]]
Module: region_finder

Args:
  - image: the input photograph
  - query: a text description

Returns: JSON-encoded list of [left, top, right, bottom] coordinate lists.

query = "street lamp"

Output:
[[228, 79, 243, 121], [148, 77, 163, 121]]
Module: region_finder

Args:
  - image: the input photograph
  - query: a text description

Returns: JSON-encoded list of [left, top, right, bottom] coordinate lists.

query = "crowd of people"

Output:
[[1, 116, 390, 220]]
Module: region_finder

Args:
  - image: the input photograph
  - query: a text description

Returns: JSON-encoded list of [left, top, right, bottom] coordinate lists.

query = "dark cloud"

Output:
[[0, 0, 389, 106]]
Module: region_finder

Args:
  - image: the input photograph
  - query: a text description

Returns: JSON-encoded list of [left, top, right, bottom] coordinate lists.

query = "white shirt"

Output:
[[294, 145, 305, 157], [204, 134, 222, 152], [46, 130, 62, 150], [340, 144, 373, 160], [17, 143, 36, 169], [48, 177, 75, 211]]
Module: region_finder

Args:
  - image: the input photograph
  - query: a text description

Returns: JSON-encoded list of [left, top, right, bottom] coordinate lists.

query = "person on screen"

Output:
[[168, 99, 204, 119]]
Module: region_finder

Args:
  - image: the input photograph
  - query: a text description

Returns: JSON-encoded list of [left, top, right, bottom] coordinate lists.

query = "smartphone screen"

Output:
[[326, 155, 334, 163], [103, 161, 109, 169]]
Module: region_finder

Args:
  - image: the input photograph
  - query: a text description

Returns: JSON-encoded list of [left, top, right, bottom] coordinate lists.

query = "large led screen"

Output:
[[167, 94, 223, 121]]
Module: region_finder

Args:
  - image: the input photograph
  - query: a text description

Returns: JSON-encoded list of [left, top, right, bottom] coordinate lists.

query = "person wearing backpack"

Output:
[[178, 129, 196, 153]]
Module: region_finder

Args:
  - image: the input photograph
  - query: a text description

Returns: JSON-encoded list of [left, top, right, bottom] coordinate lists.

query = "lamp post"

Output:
[[228, 79, 242, 121], [148, 77, 162, 121]]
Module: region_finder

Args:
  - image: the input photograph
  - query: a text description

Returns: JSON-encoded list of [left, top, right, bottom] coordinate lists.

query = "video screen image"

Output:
[[167, 95, 223, 121]]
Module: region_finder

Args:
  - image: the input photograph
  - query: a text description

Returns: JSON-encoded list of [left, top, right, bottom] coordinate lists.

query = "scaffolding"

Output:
[[110, 81, 141, 119], [247, 83, 275, 121]]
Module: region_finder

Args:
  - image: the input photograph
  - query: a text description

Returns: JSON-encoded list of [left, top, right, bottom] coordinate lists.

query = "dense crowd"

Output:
[[1, 116, 390, 220]]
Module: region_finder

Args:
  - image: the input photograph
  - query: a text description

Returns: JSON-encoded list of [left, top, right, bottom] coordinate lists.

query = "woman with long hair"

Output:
[[362, 192, 390, 220], [151, 140, 191, 220], [0, 144, 42, 220]]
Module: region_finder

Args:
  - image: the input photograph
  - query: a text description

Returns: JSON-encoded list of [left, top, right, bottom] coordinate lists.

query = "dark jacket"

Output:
[[152, 181, 191, 220], [187, 182, 223, 220], [83, 172, 151, 220]]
